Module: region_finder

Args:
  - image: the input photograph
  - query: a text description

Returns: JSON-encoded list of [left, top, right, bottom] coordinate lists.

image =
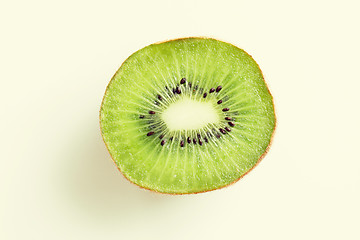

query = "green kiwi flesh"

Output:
[[100, 38, 276, 194]]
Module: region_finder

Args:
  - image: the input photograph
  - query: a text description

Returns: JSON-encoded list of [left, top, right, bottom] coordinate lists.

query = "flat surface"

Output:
[[1, 0, 359, 239]]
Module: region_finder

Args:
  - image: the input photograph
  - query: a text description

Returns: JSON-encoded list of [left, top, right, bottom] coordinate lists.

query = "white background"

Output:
[[1, 0, 359, 239]]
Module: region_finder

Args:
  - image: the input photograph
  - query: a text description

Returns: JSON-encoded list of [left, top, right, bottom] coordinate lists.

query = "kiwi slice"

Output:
[[100, 37, 276, 194]]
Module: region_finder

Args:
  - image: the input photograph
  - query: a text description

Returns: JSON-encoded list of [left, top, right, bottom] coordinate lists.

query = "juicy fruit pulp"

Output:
[[100, 38, 276, 194]]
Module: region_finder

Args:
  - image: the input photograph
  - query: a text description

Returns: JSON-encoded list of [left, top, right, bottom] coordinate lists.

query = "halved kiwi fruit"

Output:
[[100, 37, 276, 194]]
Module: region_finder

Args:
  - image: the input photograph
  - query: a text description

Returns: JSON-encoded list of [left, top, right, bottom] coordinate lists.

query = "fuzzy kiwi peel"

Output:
[[100, 37, 276, 194]]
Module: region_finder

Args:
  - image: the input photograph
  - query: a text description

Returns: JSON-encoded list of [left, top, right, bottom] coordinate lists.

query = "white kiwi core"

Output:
[[161, 97, 220, 131]]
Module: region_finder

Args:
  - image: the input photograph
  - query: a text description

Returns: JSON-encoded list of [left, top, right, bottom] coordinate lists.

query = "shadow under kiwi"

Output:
[[55, 112, 186, 225]]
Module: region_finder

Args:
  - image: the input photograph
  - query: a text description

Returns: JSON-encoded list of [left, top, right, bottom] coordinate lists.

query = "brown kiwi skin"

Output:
[[99, 37, 277, 195]]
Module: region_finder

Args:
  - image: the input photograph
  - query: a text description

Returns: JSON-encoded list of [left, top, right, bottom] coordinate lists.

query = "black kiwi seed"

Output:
[[139, 115, 144, 118], [149, 111, 156, 114], [176, 86, 181, 94], [147, 131, 154, 136], [217, 100, 223, 104], [225, 127, 231, 132], [203, 93, 207, 98], [216, 86, 222, 92], [172, 88, 176, 94], [198, 139, 203, 146], [225, 117, 232, 121], [209, 88, 215, 93], [157, 95, 162, 101], [194, 85, 198, 90], [193, 138, 197, 144], [197, 133, 201, 139], [222, 108, 229, 112], [159, 135, 164, 139], [219, 128, 226, 134], [204, 137, 208, 143], [161, 140, 165, 146], [216, 134, 221, 138], [180, 140, 184, 147], [228, 122, 235, 127], [187, 137, 191, 143], [170, 136, 173, 141], [188, 82, 192, 88], [180, 78, 186, 84]]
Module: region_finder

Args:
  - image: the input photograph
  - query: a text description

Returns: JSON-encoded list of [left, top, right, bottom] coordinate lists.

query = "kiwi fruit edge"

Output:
[[99, 37, 276, 195]]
